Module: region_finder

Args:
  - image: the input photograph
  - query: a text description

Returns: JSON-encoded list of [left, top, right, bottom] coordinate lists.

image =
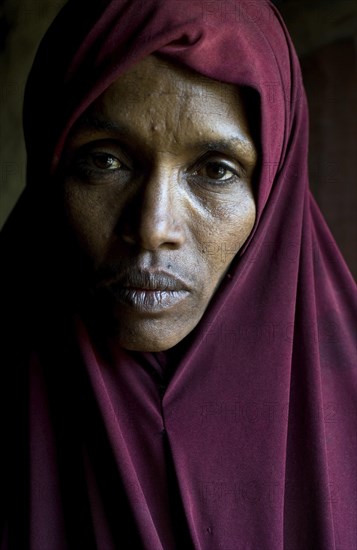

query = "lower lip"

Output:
[[113, 288, 189, 313]]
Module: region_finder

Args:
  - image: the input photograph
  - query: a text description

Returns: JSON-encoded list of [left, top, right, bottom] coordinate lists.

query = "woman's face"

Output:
[[61, 55, 258, 351]]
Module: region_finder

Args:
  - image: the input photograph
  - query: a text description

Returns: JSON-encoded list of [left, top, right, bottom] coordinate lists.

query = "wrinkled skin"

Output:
[[61, 55, 258, 351]]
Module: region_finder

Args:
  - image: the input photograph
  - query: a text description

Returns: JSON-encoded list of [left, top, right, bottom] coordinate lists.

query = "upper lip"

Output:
[[112, 269, 190, 292]]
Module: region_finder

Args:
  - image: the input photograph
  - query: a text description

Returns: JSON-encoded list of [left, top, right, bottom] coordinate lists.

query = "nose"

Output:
[[121, 167, 185, 251]]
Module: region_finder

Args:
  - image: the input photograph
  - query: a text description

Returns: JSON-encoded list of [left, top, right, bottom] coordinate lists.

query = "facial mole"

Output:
[[150, 123, 160, 132]]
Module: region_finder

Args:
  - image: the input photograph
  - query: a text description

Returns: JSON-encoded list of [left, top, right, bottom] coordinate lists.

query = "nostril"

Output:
[[120, 216, 184, 251]]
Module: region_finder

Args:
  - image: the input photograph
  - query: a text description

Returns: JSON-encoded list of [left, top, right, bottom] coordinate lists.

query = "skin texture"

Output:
[[61, 55, 258, 352]]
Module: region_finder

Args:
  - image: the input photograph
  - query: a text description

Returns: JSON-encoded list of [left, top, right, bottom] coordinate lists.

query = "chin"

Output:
[[117, 334, 181, 353], [84, 298, 201, 352], [114, 326, 191, 352]]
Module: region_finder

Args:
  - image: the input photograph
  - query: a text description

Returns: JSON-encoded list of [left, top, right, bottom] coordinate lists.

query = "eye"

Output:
[[90, 152, 122, 170], [198, 162, 234, 181], [192, 159, 240, 184], [66, 145, 131, 184]]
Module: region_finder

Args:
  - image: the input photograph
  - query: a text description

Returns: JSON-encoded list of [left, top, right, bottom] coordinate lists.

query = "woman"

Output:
[[1, 0, 356, 548]]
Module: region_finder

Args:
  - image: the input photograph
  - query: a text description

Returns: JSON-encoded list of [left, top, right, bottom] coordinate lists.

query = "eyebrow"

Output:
[[70, 114, 256, 161]]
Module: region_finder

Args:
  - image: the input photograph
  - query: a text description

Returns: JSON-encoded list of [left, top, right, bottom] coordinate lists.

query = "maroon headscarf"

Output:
[[1, 1, 356, 548]]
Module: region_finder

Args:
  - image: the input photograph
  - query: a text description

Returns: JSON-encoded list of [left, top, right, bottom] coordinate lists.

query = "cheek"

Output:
[[63, 182, 118, 262], [196, 191, 256, 277]]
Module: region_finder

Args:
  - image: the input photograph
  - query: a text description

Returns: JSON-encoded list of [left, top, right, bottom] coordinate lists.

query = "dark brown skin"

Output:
[[61, 55, 257, 352]]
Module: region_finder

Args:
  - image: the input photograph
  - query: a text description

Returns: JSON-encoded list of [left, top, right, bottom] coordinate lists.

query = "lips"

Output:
[[118, 270, 189, 292], [113, 287, 189, 312], [93, 268, 191, 313]]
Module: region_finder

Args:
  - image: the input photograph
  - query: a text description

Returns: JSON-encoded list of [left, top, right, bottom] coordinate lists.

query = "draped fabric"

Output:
[[1, 1, 356, 548]]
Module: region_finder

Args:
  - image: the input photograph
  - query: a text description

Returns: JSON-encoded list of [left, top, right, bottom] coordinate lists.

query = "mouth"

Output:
[[112, 287, 189, 313], [94, 268, 191, 314]]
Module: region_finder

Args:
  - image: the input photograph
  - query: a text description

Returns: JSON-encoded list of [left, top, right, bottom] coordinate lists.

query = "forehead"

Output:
[[100, 55, 248, 119], [107, 55, 239, 106], [70, 54, 256, 157]]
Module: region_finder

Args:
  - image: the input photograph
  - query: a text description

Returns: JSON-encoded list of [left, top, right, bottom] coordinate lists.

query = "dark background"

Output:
[[1, 0, 356, 277]]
